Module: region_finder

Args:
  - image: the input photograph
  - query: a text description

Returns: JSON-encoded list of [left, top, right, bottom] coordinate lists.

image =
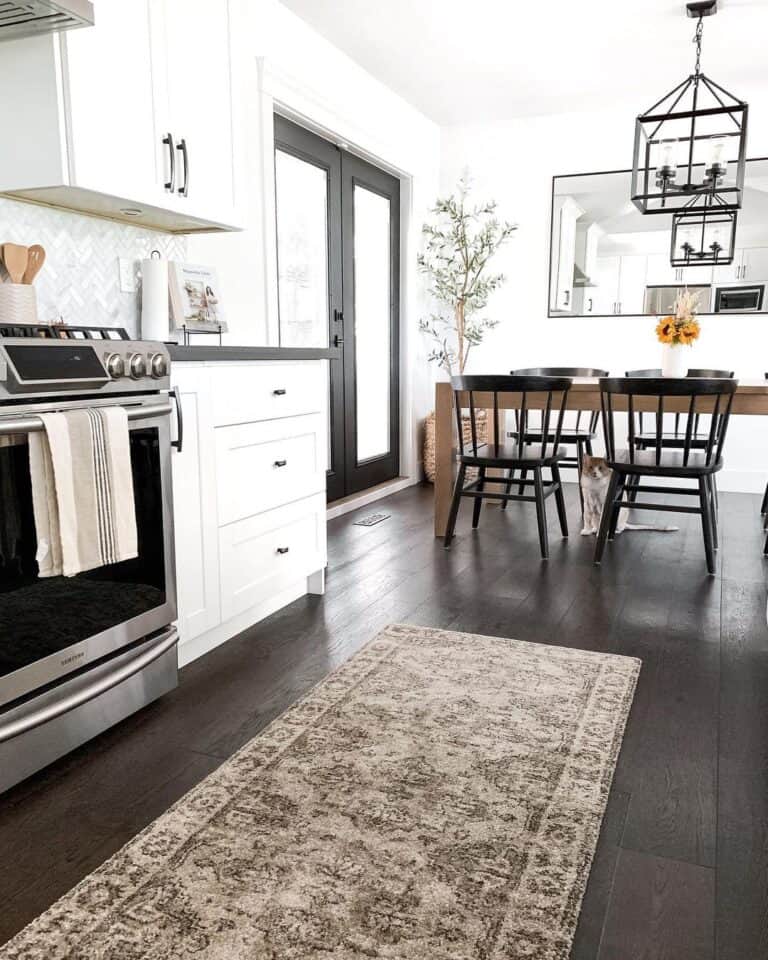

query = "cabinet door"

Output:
[[679, 264, 713, 288], [616, 255, 647, 315], [645, 254, 679, 286], [171, 367, 221, 645], [590, 256, 621, 315], [741, 248, 768, 282], [63, 0, 161, 204], [160, 0, 237, 221]]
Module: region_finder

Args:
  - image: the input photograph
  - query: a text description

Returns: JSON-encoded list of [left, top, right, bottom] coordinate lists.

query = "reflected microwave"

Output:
[[713, 284, 765, 313]]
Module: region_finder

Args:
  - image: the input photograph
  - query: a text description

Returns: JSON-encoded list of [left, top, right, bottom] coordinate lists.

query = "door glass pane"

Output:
[[354, 185, 391, 463], [275, 149, 330, 348]]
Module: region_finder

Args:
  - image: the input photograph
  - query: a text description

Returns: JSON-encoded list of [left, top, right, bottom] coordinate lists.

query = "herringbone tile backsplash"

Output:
[[0, 197, 186, 337]]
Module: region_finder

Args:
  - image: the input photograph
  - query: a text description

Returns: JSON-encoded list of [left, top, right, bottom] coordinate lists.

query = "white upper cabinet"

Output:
[[0, 0, 242, 233], [155, 0, 239, 226], [645, 254, 679, 286], [740, 247, 768, 282]]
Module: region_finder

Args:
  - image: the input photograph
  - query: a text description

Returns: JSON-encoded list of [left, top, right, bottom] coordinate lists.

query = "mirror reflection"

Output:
[[549, 157, 768, 317]]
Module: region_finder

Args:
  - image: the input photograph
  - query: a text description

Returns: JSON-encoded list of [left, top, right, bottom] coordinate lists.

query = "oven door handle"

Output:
[[0, 401, 174, 437], [0, 627, 178, 744], [170, 387, 183, 453]]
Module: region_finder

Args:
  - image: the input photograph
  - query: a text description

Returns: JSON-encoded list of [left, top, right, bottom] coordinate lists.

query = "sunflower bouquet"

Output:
[[656, 288, 701, 346]]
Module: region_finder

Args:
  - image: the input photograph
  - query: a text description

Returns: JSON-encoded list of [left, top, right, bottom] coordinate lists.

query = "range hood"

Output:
[[573, 264, 596, 288], [0, 0, 93, 42]]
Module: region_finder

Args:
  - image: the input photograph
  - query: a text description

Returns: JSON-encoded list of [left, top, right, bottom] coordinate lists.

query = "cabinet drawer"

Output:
[[211, 362, 325, 426], [219, 494, 326, 622], [215, 414, 325, 525]]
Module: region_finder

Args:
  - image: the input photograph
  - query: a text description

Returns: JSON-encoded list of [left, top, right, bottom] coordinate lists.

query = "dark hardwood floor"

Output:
[[1, 481, 767, 959]]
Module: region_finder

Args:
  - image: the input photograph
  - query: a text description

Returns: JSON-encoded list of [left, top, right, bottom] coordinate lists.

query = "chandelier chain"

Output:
[[693, 14, 703, 76]]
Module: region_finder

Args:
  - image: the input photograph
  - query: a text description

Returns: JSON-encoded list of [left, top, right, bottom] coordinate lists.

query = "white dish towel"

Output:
[[28, 407, 138, 578]]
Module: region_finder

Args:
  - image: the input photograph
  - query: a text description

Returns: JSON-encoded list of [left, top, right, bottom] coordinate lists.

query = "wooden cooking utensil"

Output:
[[23, 245, 46, 284], [2, 243, 28, 284]]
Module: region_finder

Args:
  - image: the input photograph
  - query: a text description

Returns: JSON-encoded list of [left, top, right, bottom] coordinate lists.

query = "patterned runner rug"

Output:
[[2, 623, 640, 960]]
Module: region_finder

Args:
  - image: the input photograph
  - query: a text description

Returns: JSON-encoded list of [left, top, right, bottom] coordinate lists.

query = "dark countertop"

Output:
[[168, 345, 335, 362]]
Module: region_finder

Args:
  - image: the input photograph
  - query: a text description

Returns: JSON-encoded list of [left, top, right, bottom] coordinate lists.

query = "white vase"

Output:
[[661, 342, 687, 378]]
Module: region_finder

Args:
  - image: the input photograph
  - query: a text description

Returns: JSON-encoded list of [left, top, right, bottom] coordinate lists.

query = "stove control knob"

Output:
[[149, 353, 168, 379], [128, 353, 147, 379], [105, 353, 125, 379]]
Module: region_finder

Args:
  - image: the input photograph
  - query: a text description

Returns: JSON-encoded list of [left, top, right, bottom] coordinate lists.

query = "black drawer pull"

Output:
[[276, 546, 290, 555], [273, 388, 286, 396], [274, 459, 287, 468]]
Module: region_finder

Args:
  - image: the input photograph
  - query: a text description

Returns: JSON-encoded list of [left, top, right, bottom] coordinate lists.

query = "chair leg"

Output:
[[608, 476, 626, 540], [762, 480, 768, 515], [501, 468, 514, 511], [764, 530, 768, 557], [594, 471, 621, 565], [443, 463, 466, 549], [707, 475, 719, 551], [627, 473, 640, 504], [576, 441, 585, 514], [518, 467, 528, 496], [699, 476, 716, 576], [472, 467, 486, 529], [533, 466, 549, 559], [585, 437, 594, 456], [552, 463, 568, 538]]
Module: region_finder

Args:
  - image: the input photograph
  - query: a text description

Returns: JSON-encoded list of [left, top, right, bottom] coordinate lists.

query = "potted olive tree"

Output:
[[419, 176, 516, 481]]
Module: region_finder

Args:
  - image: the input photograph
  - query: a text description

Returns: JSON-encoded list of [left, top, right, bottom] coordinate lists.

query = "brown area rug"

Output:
[[1, 623, 640, 960]]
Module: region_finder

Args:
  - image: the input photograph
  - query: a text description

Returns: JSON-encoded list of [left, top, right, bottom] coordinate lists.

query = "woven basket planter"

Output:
[[423, 408, 487, 483]]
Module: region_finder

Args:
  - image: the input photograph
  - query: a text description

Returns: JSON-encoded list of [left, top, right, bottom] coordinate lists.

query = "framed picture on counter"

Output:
[[169, 262, 228, 333]]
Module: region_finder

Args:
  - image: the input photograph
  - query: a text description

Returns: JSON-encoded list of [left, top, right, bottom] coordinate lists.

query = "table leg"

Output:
[[434, 381, 455, 537]]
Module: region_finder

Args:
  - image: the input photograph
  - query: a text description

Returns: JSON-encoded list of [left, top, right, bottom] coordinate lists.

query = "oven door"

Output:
[[0, 396, 177, 708]]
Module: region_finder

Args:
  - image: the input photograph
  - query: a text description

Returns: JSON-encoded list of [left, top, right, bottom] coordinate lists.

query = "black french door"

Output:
[[274, 116, 400, 502]]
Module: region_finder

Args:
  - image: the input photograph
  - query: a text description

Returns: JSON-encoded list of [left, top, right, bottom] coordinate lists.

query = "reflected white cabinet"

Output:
[[591, 255, 647, 315], [551, 197, 584, 312], [712, 247, 768, 284]]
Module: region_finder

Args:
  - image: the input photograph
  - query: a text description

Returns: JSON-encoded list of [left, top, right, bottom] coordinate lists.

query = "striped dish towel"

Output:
[[28, 407, 137, 578]]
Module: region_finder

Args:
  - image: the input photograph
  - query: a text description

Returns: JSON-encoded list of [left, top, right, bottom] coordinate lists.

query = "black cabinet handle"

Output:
[[273, 388, 286, 396], [170, 387, 183, 452], [276, 546, 290, 555], [274, 459, 287, 467], [176, 138, 189, 197], [163, 133, 176, 192], [333, 334, 344, 347]]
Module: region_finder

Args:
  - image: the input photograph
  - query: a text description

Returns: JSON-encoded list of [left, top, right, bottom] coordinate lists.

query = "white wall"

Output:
[[189, 0, 441, 483], [441, 90, 768, 492]]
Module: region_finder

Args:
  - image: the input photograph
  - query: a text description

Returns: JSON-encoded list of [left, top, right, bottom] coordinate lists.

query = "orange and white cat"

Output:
[[580, 455, 678, 536]]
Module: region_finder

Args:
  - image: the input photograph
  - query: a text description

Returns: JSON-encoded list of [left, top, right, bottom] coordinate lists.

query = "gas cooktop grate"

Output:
[[0, 324, 129, 340]]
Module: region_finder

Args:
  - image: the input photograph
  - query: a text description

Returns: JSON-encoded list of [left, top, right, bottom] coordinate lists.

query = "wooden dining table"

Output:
[[433, 377, 768, 537]]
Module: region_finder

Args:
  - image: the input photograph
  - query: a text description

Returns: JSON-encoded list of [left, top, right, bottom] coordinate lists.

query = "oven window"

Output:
[[0, 427, 167, 682]]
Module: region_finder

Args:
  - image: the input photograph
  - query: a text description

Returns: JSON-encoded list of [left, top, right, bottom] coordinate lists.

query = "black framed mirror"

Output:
[[548, 157, 768, 318]]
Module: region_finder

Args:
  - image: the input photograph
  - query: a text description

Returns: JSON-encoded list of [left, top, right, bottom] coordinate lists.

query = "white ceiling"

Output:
[[280, 0, 768, 124]]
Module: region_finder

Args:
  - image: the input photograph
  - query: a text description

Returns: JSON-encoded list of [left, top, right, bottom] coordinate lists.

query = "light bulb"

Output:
[[706, 137, 728, 176], [656, 139, 678, 181]]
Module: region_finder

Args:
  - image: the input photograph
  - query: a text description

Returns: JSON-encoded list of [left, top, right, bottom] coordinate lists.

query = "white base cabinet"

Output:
[[171, 360, 328, 666]]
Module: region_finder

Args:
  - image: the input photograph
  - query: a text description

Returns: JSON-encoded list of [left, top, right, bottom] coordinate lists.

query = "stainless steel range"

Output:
[[0, 327, 181, 792]]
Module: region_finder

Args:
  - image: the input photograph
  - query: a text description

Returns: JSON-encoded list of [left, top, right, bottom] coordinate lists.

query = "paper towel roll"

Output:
[[140, 254, 170, 342]]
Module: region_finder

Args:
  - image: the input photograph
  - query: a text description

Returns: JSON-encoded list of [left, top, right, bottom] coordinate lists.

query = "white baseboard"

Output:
[[326, 476, 417, 520], [177, 576, 316, 668]]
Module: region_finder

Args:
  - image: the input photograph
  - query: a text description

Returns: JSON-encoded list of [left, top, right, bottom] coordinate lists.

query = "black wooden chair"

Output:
[[444, 375, 572, 558], [594, 376, 737, 575], [506, 366, 608, 512], [627, 368, 734, 452]]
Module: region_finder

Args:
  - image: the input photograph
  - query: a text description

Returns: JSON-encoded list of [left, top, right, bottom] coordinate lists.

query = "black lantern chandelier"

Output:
[[670, 200, 736, 267], [631, 0, 748, 217]]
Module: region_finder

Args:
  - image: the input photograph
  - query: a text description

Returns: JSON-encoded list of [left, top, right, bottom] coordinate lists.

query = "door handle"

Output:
[[273, 459, 287, 467], [564, 290, 570, 306], [333, 334, 344, 347], [170, 387, 183, 452], [273, 388, 286, 396], [587, 297, 593, 312], [163, 133, 176, 192], [176, 138, 189, 197], [276, 546, 290, 555]]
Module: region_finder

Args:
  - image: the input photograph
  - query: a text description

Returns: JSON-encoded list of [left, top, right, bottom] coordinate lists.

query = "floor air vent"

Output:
[[353, 513, 390, 527]]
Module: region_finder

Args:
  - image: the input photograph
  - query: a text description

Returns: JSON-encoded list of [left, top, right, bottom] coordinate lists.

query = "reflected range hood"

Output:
[[0, 0, 93, 42], [573, 264, 596, 288]]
